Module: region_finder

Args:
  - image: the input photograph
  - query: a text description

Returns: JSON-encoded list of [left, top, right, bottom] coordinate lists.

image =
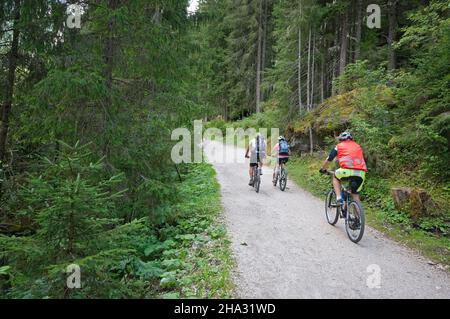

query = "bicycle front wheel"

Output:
[[325, 190, 339, 225], [345, 201, 365, 243]]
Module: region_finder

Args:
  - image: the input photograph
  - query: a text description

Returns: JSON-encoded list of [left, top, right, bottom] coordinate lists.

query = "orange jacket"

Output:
[[337, 140, 368, 172]]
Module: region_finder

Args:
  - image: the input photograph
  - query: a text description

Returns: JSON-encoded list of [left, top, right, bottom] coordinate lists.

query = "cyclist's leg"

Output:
[[249, 163, 256, 185], [249, 152, 256, 178], [274, 157, 281, 177], [333, 169, 345, 201], [273, 161, 278, 180], [350, 173, 365, 203], [258, 152, 265, 175], [332, 176, 342, 199]]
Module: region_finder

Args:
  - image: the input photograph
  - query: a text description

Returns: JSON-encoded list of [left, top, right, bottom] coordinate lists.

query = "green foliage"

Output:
[[333, 61, 388, 93], [0, 161, 232, 298], [18, 142, 125, 258]]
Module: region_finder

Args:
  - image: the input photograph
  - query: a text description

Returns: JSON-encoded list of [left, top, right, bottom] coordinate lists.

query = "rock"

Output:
[[391, 187, 434, 221], [289, 136, 311, 153]]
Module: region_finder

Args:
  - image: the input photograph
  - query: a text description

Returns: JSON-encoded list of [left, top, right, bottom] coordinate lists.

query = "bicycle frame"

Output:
[[339, 187, 351, 219]]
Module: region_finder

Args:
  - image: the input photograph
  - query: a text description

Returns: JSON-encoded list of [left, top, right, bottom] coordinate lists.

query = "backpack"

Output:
[[253, 136, 266, 154], [279, 140, 289, 154]]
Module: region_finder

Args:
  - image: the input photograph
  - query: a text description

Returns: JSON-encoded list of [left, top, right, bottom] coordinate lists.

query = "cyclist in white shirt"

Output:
[[245, 133, 266, 186]]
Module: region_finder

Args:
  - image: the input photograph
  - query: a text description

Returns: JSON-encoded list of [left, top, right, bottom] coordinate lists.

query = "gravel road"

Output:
[[204, 140, 450, 299]]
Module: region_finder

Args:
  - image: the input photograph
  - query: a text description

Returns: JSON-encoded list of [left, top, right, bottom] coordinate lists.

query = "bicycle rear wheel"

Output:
[[345, 201, 365, 243], [279, 168, 287, 191], [255, 168, 261, 193], [325, 190, 339, 225]]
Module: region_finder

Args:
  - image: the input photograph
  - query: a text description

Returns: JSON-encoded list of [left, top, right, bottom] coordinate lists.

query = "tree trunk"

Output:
[[0, 0, 21, 162], [332, 17, 339, 96], [103, 0, 119, 161], [339, 7, 349, 76], [355, 0, 363, 61], [223, 98, 228, 122], [298, 2, 303, 112], [306, 26, 312, 110], [309, 30, 316, 155], [261, 0, 268, 95], [388, 0, 398, 70], [255, 0, 264, 114], [311, 31, 316, 110], [105, 0, 119, 97], [321, 42, 325, 103]]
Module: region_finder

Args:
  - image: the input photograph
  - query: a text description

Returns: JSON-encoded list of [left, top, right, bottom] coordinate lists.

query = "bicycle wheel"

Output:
[[325, 190, 339, 225], [255, 168, 261, 193], [345, 201, 365, 243], [279, 168, 287, 191]]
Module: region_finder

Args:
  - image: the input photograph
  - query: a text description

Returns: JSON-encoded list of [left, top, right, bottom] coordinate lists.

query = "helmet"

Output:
[[338, 132, 353, 141], [278, 136, 286, 141]]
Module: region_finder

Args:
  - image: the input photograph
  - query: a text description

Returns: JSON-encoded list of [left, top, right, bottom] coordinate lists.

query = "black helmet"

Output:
[[338, 132, 353, 141], [278, 136, 286, 141]]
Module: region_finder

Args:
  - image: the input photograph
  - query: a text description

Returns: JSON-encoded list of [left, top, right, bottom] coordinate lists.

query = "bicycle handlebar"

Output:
[[320, 169, 335, 176]]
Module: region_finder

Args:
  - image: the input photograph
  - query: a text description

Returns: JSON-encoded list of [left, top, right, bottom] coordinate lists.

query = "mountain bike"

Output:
[[322, 170, 365, 243], [273, 163, 288, 192]]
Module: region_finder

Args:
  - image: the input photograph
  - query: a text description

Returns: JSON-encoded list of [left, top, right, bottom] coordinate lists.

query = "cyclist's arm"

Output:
[[321, 147, 337, 171], [271, 143, 278, 157], [245, 146, 250, 158]]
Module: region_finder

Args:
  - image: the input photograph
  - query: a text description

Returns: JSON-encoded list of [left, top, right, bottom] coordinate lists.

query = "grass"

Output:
[[286, 154, 450, 268], [158, 163, 234, 298]]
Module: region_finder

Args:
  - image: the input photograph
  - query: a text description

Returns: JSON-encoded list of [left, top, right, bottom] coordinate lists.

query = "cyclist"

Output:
[[319, 132, 367, 206], [245, 133, 266, 186], [272, 136, 290, 183]]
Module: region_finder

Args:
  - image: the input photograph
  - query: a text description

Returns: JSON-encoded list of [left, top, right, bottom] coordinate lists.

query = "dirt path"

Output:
[[203, 140, 450, 299]]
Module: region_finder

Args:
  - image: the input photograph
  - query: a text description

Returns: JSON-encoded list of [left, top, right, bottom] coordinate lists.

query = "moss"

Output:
[[288, 90, 357, 137], [288, 86, 394, 141]]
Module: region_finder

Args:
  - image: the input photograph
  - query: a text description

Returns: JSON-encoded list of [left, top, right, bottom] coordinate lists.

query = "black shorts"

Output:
[[250, 154, 261, 167], [340, 176, 364, 194], [278, 158, 289, 165]]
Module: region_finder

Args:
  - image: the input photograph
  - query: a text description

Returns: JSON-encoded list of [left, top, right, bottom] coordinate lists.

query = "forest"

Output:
[[198, 0, 449, 262], [0, 0, 448, 299]]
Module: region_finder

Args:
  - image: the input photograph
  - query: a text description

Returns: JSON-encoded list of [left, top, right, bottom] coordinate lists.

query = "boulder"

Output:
[[290, 136, 311, 153]]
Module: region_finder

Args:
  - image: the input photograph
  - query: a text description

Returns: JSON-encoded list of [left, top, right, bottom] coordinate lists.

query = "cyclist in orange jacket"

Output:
[[320, 132, 368, 206]]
